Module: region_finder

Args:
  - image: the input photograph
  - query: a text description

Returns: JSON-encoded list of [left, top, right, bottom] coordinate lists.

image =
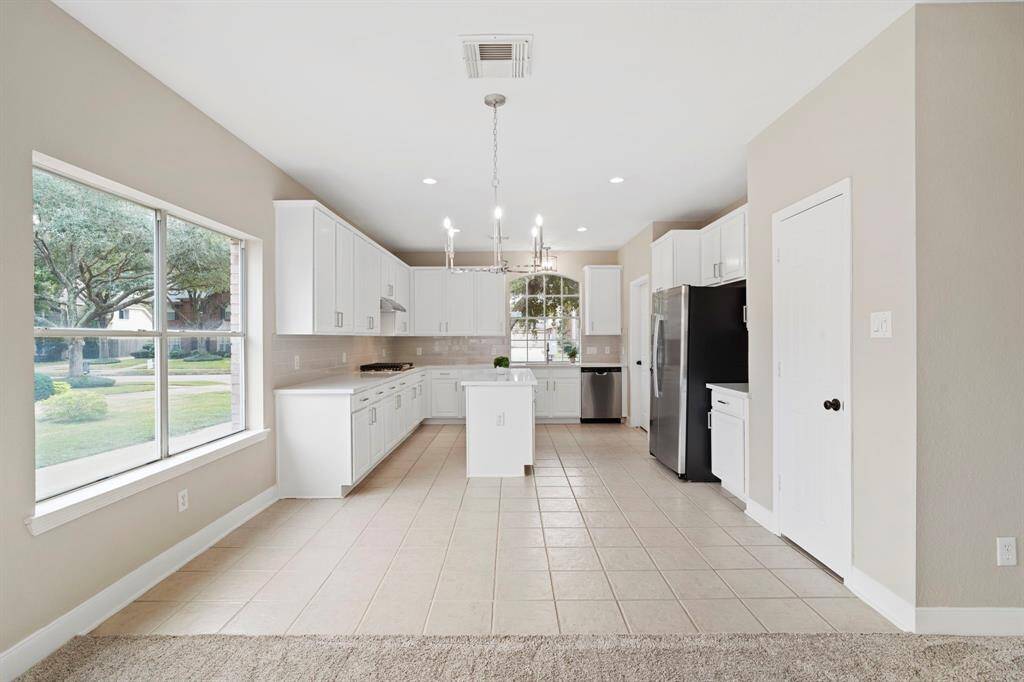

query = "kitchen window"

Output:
[[32, 163, 247, 501], [509, 274, 580, 363]]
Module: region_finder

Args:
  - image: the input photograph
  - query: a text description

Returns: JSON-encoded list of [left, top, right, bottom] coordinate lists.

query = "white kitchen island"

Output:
[[462, 368, 537, 477]]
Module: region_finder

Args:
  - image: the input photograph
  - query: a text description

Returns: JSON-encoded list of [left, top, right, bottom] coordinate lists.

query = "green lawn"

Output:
[[89, 380, 223, 396], [36, 390, 232, 468], [36, 356, 231, 377]]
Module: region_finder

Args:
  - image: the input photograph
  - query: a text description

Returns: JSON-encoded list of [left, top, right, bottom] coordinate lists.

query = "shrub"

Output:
[[34, 338, 68, 362], [34, 373, 55, 401], [131, 343, 155, 359], [184, 353, 223, 362], [41, 391, 108, 423], [53, 381, 71, 395], [65, 375, 116, 389], [493, 356, 510, 368], [169, 348, 189, 359]]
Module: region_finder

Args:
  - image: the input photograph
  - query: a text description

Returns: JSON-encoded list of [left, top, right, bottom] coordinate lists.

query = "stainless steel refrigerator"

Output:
[[650, 285, 747, 480]]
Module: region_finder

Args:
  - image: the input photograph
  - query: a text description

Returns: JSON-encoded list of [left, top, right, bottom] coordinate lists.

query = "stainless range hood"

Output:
[[379, 297, 406, 313]]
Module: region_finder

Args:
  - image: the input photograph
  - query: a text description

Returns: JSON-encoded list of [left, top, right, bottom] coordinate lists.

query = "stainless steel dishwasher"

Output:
[[581, 366, 622, 422]]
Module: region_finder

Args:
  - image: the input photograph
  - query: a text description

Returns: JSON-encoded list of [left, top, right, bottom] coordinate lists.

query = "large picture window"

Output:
[[509, 274, 580, 363], [32, 165, 246, 501]]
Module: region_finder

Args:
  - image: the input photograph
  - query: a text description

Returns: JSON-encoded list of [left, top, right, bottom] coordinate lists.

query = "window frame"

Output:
[[509, 273, 581, 364], [31, 152, 250, 500]]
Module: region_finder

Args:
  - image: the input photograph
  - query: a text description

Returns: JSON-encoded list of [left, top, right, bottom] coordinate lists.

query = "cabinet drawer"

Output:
[[710, 390, 745, 418], [430, 369, 459, 379]]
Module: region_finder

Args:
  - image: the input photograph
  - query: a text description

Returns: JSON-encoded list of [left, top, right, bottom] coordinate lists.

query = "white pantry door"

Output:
[[773, 179, 852, 577], [629, 277, 651, 430]]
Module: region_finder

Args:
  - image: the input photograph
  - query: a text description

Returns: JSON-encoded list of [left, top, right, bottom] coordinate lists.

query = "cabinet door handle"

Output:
[[439, 321, 443, 332], [707, 411, 712, 429]]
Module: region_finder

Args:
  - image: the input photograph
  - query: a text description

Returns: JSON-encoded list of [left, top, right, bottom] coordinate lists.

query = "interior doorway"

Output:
[[772, 178, 852, 577], [629, 275, 651, 431]]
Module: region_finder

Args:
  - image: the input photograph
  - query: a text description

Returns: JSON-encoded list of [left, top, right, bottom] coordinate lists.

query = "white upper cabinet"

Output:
[[651, 230, 701, 292], [445, 271, 476, 335], [412, 268, 446, 335], [700, 205, 747, 286], [651, 237, 673, 292], [276, 200, 405, 336], [474, 271, 506, 336], [583, 265, 622, 335], [276, 203, 358, 335], [411, 267, 501, 337], [353, 235, 381, 333], [394, 262, 410, 335]]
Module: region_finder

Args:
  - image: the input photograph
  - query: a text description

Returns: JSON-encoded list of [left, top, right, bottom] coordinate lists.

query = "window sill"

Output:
[[26, 429, 270, 536]]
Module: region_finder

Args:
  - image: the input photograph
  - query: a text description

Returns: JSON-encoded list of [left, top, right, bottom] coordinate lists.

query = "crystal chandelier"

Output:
[[443, 93, 556, 274]]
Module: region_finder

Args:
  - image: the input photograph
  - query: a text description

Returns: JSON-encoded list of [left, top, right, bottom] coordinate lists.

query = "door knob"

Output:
[[635, 360, 641, 365], [823, 399, 841, 411]]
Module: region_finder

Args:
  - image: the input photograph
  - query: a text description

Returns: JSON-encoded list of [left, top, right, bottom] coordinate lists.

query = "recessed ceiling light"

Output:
[[422, 177, 437, 185], [609, 176, 624, 184], [577, 226, 588, 232]]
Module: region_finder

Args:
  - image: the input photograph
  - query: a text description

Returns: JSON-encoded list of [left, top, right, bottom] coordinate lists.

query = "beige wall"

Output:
[[0, 0, 382, 650], [914, 3, 1024, 607], [746, 11, 919, 601]]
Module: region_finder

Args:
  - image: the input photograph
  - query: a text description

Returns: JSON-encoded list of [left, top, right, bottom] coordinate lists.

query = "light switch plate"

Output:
[[293, 355, 301, 370], [341, 352, 347, 364], [870, 311, 893, 338], [416, 347, 422, 356]]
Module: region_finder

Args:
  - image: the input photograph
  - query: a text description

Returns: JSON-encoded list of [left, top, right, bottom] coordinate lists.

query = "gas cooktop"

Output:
[[359, 362, 415, 374]]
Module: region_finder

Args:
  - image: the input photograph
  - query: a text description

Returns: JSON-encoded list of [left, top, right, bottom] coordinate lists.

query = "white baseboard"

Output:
[[844, 566, 916, 632], [0, 486, 278, 682], [916, 607, 1024, 636], [743, 498, 779, 534]]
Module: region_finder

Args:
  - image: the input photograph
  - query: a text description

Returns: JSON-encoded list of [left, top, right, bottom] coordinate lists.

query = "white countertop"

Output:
[[275, 364, 488, 395], [706, 382, 749, 398], [581, 362, 623, 368], [461, 368, 537, 387]]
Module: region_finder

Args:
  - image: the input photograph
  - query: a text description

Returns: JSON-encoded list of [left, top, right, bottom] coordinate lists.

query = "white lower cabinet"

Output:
[[276, 372, 427, 497], [430, 371, 461, 418], [531, 367, 581, 419], [708, 387, 749, 499]]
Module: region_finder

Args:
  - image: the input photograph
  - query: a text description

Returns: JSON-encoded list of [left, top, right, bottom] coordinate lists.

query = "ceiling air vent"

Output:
[[460, 34, 532, 79]]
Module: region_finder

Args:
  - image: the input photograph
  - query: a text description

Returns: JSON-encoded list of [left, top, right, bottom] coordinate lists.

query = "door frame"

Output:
[[771, 177, 853, 576], [628, 275, 650, 430]]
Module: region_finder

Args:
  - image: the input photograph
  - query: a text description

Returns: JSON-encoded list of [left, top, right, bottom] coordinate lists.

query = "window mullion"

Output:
[[155, 209, 170, 459]]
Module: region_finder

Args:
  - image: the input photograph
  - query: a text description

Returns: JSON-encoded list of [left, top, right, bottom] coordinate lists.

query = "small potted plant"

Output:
[[493, 356, 510, 368], [564, 344, 579, 364]]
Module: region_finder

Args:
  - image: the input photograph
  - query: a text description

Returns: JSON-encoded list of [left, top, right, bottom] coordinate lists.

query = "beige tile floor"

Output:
[[94, 424, 899, 636]]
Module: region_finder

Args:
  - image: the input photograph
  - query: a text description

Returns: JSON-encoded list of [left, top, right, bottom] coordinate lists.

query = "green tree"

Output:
[[32, 170, 233, 376]]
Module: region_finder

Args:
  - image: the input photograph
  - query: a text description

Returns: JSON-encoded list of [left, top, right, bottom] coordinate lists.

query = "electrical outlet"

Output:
[[997, 537, 1018, 566], [416, 347, 422, 356], [341, 351, 347, 364], [605, 346, 611, 355], [381, 348, 387, 357], [177, 489, 189, 513], [293, 355, 301, 370]]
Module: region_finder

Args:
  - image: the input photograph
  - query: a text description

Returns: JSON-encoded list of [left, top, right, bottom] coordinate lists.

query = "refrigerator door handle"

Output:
[[652, 314, 663, 398]]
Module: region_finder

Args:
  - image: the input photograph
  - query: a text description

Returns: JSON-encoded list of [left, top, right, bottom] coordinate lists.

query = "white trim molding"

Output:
[[1, 486, 278, 682], [844, 566, 916, 632], [916, 608, 1024, 636], [744, 498, 780, 535], [28, 429, 269, 535]]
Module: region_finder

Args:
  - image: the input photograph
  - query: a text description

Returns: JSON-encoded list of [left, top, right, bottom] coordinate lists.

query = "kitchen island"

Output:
[[462, 368, 537, 477]]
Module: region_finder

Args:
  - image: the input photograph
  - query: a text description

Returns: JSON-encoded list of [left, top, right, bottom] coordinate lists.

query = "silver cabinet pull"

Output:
[[439, 321, 443, 332], [707, 411, 712, 429]]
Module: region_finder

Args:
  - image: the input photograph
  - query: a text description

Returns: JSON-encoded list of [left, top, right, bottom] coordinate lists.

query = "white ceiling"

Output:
[[57, 1, 911, 252]]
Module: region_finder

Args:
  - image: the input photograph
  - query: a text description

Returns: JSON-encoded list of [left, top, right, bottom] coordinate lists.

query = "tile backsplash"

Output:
[[273, 333, 624, 387]]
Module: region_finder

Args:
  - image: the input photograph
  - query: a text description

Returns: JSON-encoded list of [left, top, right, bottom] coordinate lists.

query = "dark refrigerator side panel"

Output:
[[683, 285, 748, 482]]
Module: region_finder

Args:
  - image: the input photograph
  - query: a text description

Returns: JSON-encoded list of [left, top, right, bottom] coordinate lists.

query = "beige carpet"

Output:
[[21, 633, 1024, 681]]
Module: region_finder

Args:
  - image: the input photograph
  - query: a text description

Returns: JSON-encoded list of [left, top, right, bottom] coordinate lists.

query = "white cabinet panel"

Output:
[[551, 375, 582, 417], [651, 237, 673, 293], [352, 405, 372, 480], [413, 269, 446, 335], [700, 225, 722, 286], [354, 236, 381, 333], [719, 211, 746, 282], [583, 266, 621, 335], [394, 263, 410, 335], [533, 372, 552, 417], [445, 271, 476, 335], [430, 378, 460, 417], [474, 271, 506, 336], [334, 223, 355, 333], [313, 209, 338, 334], [380, 258, 397, 301], [369, 401, 386, 464], [710, 410, 744, 495]]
